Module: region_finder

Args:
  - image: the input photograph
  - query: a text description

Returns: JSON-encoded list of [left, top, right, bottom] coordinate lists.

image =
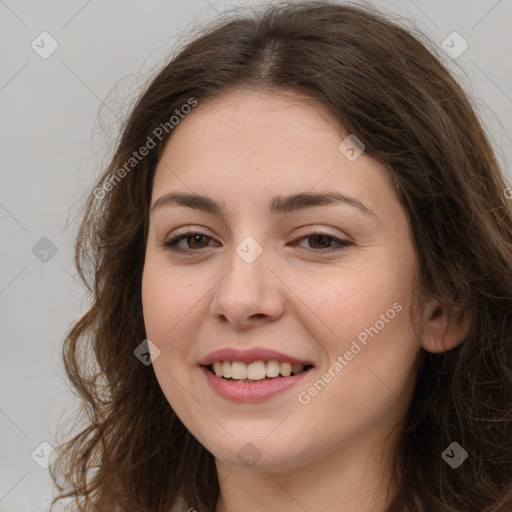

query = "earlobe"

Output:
[[421, 303, 472, 354]]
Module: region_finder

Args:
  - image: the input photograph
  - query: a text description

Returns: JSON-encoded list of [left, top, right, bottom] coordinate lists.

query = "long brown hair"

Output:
[[50, 2, 512, 511]]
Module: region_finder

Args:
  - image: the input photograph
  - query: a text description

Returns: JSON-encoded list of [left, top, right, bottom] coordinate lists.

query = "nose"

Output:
[[209, 241, 285, 329]]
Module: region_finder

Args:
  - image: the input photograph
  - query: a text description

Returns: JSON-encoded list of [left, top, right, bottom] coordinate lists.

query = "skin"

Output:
[[141, 88, 469, 512]]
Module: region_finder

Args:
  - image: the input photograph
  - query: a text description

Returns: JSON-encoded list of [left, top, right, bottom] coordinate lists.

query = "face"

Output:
[[141, 88, 423, 472]]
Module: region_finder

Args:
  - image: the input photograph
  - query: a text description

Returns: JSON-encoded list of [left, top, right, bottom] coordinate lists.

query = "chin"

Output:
[[194, 426, 313, 472]]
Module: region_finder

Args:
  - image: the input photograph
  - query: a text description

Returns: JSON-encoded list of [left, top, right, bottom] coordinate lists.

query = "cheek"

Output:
[[141, 261, 206, 421], [293, 264, 407, 346], [294, 256, 418, 396], [141, 260, 196, 354], [308, 285, 418, 419]]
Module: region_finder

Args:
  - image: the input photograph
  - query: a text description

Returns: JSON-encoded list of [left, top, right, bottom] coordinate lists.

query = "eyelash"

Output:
[[160, 230, 352, 254]]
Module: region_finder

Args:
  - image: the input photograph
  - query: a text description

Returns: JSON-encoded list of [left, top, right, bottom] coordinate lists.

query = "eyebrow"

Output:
[[150, 191, 377, 218]]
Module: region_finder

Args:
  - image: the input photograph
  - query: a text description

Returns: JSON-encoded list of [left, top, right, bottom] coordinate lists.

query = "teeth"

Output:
[[247, 361, 266, 380], [231, 361, 247, 379], [213, 361, 223, 377], [209, 360, 308, 380], [222, 361, 232, 379], [292, 363, 304, 375], [266, 360, 280, 377], [280, 362, 292, 377]]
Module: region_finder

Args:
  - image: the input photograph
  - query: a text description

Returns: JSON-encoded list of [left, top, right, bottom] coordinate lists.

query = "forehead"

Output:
[[161, 88, 342, 161], [151, 88, 396, 221]]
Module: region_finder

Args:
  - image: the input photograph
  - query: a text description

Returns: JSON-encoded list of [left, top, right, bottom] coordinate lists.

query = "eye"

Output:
[[291, 231, 352, 252], [160, 230, 352, 254], [161, 231, 217, 253]]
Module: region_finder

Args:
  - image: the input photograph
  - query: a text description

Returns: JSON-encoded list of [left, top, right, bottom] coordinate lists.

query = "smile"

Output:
[[201, 362, 314, 402], [199, 347, 315, 401], [208, 360, 312, 382]]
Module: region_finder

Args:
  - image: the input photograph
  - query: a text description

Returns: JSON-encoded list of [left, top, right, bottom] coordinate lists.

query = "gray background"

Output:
[[1, 0, 511, 510]]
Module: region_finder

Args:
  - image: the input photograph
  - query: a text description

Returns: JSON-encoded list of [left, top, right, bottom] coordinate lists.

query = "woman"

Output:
[[51, 2, 512, 511]]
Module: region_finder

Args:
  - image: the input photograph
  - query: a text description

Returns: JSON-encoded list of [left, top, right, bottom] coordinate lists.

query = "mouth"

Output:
[[204, 360, 314, 383], [200, 360, 314, 402], [199, 347, 315, 401]]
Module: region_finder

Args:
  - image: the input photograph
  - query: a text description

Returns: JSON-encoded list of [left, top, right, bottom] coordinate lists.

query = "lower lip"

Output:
[[201, 366, 312, 402]]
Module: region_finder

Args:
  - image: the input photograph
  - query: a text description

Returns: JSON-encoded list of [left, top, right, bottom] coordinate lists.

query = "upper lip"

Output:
[[199, 347, 314, 366]]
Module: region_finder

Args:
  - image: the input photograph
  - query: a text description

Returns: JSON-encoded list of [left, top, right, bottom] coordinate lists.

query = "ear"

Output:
[[420, 302, 472, 353]]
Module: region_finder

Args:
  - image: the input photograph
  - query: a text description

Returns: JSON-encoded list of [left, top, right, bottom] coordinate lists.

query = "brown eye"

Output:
[[306, 235, 334, 249], [186, 234, 210, 249], [293, 232, 352, 252], [163, 232, 216, 253]]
